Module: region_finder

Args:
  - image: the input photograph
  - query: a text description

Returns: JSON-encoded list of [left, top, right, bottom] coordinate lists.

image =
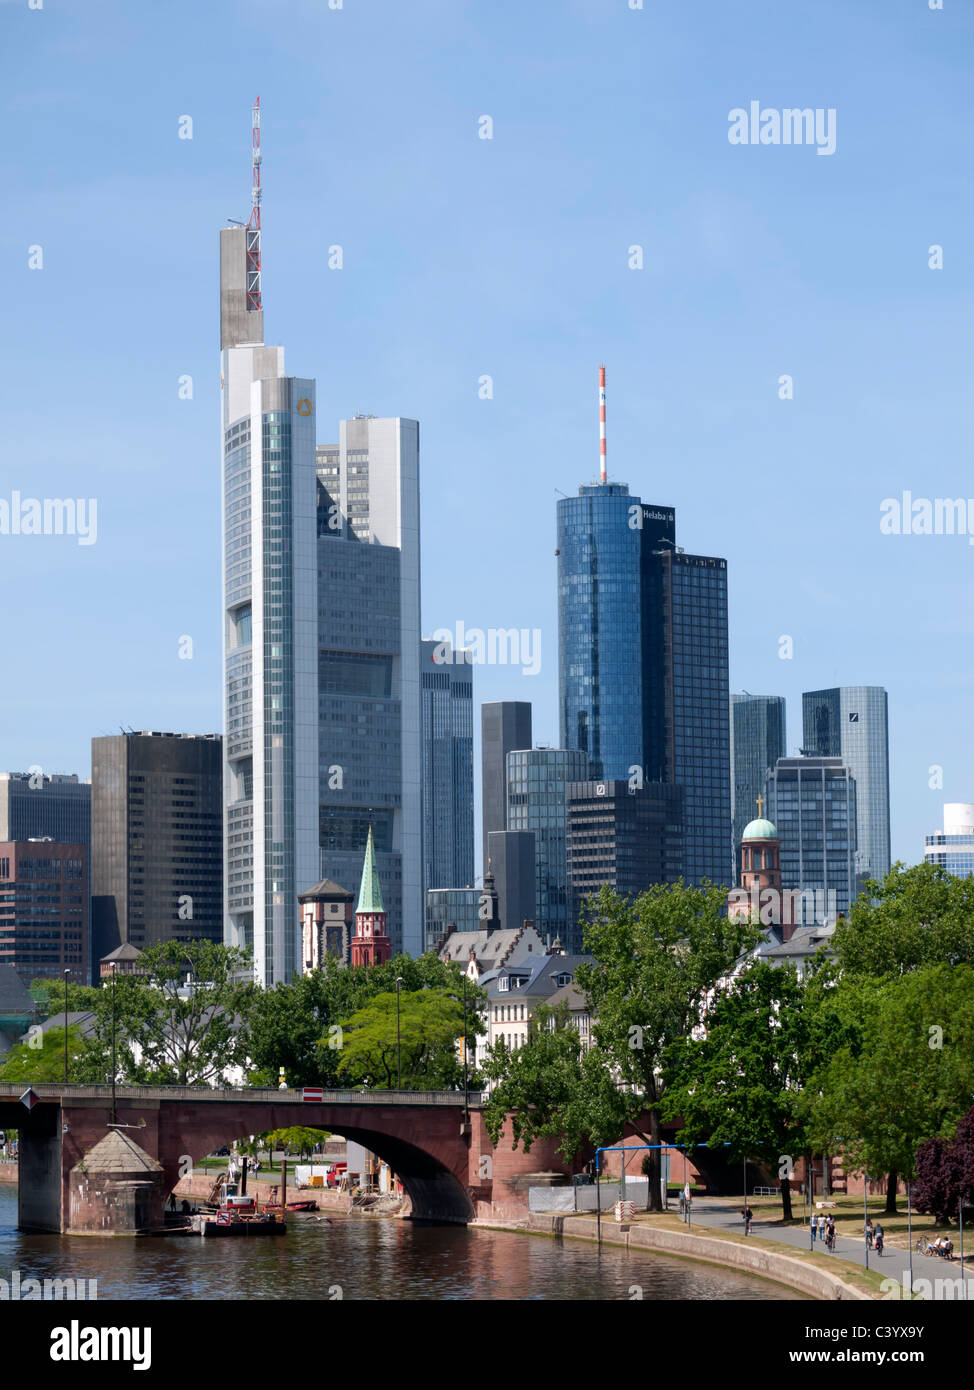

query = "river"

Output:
[[0, 1182, 805, 1300]]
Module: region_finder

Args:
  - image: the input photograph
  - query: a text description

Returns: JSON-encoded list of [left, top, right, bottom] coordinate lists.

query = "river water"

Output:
[[0, 1182, 804, 1300]]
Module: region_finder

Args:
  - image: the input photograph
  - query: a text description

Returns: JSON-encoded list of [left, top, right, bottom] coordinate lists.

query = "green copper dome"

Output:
[[356, 825, 384, 914], [742, 818, 777, 841]]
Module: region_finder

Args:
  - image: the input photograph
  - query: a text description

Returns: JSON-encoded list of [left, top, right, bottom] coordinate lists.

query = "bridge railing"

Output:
[[0, 1083, 483, 1106]]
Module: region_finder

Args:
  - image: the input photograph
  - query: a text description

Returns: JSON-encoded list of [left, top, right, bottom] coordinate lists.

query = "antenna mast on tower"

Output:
[[245, 96, 262, 312], [598, 364, 607, 482]]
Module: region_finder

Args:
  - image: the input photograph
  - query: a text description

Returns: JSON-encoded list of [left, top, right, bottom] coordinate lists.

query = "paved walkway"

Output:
[[683, 1199, 972, 1299]]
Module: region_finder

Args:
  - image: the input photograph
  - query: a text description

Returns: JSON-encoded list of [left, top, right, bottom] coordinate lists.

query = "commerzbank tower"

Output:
[[219, 99, 422, 984]]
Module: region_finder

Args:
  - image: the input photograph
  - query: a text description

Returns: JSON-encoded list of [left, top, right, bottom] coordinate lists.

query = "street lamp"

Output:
[[63, 968, 71, 1086], [395, 976, 404, 1089], [461, 971, 469, 1125]]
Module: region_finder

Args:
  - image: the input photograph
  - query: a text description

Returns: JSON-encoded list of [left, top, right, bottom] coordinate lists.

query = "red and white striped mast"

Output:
[[598, 364, 607, 482], [245, 95, 262, 311]]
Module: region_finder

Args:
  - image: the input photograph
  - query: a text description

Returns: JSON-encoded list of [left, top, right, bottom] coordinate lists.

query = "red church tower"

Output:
[[350, 825, 391, 967]]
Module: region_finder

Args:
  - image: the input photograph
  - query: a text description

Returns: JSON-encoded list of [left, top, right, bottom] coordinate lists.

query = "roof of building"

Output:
[[484, 953, 593, 1001], [742, 817, 778, 841], [356, 826, 384, 915], [299, 878, 354, 903], [760, 924, 835, 960], [33, 1011, 98, 1039], [546, 982, 589, 1013], [438, 927, 539, 969], [100, 943, 144, 963], [0, 965, 34, 1017], [72, 1128, 163, 1176]]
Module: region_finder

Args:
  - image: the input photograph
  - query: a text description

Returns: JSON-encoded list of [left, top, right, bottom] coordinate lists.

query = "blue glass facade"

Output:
[[731, 694, 786, 860], [557, 484, 642, 780], [802, 686, 890, 884], [506, 748, 590, 944], [766, 756, 858, 918], [421, 639, 474, 898]]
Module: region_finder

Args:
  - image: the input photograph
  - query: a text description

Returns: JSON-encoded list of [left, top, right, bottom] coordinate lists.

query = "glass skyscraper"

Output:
[[421, 637, 474, 900], [557, 478, 731, 887], [557, 484, 642, 780], [221, 224, 319, 987], [802, 686, 890, 885], [221, 216, 422, 980], [316, 417, 423, 959], [731, 694, 786, 857], [766, 756, 858, 919], [507, 747, 590, 946]]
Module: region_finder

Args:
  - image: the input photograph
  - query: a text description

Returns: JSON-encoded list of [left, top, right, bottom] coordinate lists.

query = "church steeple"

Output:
[[350, 825, 390, 966], [356, 824, 384, 915]]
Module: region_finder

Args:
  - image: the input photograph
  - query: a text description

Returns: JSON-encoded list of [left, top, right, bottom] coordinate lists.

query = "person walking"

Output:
[[745, 1205, 753, 1237], [817, 1213, 826, 1245], [811, 1213, 817, 1245], [865, 1219, 874, 1249]]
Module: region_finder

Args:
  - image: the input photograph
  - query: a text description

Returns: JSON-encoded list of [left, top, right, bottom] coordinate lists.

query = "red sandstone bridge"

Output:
[[0, 1084, 580, 1231]]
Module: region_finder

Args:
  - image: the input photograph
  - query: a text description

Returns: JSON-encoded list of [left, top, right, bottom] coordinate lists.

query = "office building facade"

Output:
[[924, 802, 974, 877], [557, 474, 730, 889], [91, 733, 223, 966], [425, 887, 482, 952], [316, 415, 423, 958], [486, 828, 537, 939], [730, 694, 786, 859], [0, 840, 88, 983], [480, 702, 532, 874], [566, 781, 684, 951], [221, 221, 320, 986], [421, 638, 474, 901], [506, 748, 589, 947], [802, 686, 890, 885], [765, 756, 858, 919], [0, 773, 91, 847]]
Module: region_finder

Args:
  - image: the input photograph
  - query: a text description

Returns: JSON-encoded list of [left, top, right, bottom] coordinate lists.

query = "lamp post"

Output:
[[863, 1175, 869, 1271], [63, 968, 71, 1086], [110, 962, 118, 1126], [461, 971, 469, 1125], [907, 1179, 913, 1290], [395, 976, 404, 1089]]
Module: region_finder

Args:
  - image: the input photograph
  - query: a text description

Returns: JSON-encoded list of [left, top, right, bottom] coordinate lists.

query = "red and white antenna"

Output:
[[598, 364, 607, 482], [245, 96, 262, 311]]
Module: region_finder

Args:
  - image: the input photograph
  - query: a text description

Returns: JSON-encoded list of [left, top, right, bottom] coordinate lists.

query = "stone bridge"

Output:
[[0, 1084, 580, 1232]]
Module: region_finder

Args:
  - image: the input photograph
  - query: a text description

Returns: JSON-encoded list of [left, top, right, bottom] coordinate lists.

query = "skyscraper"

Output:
[[421, 638, 474, 901], [221, 200, 320, 986], [0, 840, 88, 983], [802, 686, 891, 884], [506, 747, 589, 946], [765, 755, 857, 919], [221, 105, 422, 976], [91, 732, 223, 965], [557, 370, 731, 887], [566, 781, 684, 950], [480, 702, 532, 873], [731, 694, 786, 858], [316, 417, 423, 958], [0, 773, 91, 847]]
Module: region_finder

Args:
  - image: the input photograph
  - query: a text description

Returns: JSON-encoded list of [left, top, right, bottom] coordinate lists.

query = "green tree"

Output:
[[105, 940, 257, 1086], [806, 965, 974, 1214], [664, 961, 842, 1220], [830, 861, 974, 979], [482, 1003, 627, 1163], [334, 987, 469, 1090], [260, 1126, 330, 1158], [0, 1025, 107, 1085], [245, 953, 484, 1089], [575, 883, 761, 1211]]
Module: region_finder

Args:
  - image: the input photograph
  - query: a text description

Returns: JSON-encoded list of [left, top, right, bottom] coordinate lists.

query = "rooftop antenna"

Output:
[[246, 96, 262, 312], [598, 364, 607, 483]]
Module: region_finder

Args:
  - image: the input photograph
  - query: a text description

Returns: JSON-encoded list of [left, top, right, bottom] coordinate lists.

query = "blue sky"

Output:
[[3, 0, 973, 871]]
